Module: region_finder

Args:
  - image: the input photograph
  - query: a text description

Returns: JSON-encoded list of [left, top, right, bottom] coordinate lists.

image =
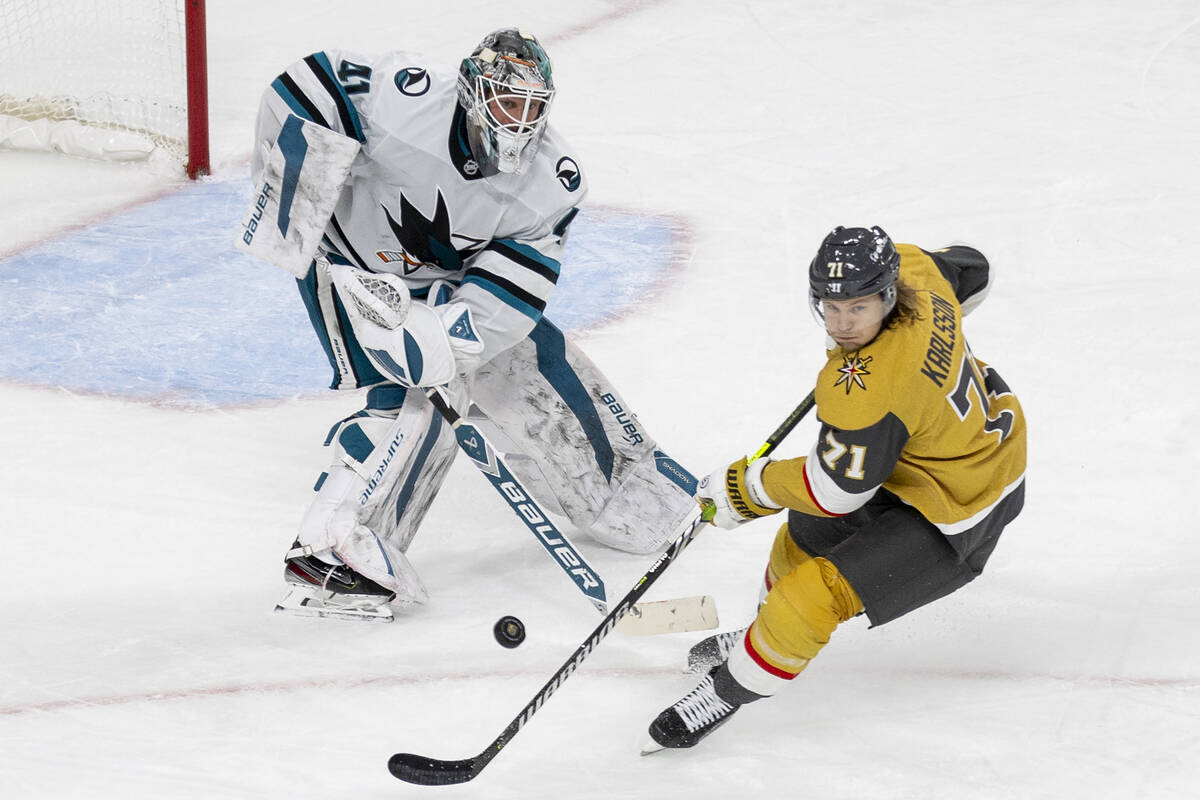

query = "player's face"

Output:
[[488, 94, 545, 129], [821, 294, 887, 351]]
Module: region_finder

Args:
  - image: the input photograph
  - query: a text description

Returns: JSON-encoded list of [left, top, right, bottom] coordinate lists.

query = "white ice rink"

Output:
[[2, 2, 1198, 798]]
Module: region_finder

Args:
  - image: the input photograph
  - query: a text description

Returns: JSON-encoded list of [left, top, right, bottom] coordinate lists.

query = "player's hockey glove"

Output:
[[696, 457, 782, 529]]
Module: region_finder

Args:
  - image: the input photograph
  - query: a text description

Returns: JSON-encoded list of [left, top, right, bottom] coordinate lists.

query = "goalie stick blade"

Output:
[[388, 752, 482, 786], [615, 595, 719, 636]]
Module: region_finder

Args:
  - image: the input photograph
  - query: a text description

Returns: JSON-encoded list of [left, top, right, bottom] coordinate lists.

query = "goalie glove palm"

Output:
[[696, 457, 781, 529]]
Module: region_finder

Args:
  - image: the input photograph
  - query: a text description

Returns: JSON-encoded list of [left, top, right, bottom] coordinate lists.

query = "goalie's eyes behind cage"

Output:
[[483, 87, 547, 131]]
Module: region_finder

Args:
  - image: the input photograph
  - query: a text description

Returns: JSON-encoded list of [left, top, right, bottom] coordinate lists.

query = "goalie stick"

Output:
[[323, 261, 712, 632], [425, 386, 608, 613], [387, 390, 816, 786], [425, 386, 717, 634]]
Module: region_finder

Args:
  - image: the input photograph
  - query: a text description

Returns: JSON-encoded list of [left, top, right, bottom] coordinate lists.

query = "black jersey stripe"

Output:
[[303, 54, 364, 142], [275, 71, 331, 129], [484, 240, 560, 284], [462, 267, 548, 314], [552, 206, 579, 238]]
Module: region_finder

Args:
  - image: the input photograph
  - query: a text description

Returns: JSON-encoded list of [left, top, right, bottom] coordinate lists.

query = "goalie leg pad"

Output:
[[469, 318, 699, 554], [294, 384, 463, 603], [357, 385, 463, 554]]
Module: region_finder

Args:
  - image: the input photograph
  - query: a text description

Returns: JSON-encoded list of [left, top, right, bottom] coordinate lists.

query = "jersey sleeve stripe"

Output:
[[303, 52, 365, 142], [485, 239, 561, 283], [271, 74, 331, 129], [461, 269, 547, 320], [552, 207, 579, 238], [800, 461, 843, 517]]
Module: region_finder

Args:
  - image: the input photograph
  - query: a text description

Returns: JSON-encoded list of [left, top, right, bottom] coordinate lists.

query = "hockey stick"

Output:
[[426, 387, 719, 633], [388, 389, 816, 786], [425, 386, 608, 614], [325, 262, 706, 624]]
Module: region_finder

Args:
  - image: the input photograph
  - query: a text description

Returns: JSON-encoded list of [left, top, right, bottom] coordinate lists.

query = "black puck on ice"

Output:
[[493, 615, 526, 648]]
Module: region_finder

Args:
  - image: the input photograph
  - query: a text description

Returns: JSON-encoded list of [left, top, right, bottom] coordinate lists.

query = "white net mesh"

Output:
[[0, 0, 189, 162]]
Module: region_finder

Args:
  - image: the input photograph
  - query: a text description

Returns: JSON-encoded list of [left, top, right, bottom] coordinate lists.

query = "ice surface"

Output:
[[1, 2, 1197, 799]]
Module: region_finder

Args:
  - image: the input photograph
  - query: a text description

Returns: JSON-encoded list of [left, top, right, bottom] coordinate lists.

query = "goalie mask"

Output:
[[458, 28, 555, 176], [808, 225, 901, 325]]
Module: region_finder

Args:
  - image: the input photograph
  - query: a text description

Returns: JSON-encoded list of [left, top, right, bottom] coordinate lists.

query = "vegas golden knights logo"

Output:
[[834, 354, 872, 395]]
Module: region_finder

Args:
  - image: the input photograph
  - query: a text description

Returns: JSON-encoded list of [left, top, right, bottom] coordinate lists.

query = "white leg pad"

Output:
[[469, 326, 699, 554], [339, 523, 428, 605], [295, 387, 462, 603]]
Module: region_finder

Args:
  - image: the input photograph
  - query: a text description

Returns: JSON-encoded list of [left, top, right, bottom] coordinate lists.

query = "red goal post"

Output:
[[0, 0, 210, 179]]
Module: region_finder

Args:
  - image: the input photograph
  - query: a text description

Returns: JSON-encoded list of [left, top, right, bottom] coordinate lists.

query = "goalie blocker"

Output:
[[237, 114, 360, 279]]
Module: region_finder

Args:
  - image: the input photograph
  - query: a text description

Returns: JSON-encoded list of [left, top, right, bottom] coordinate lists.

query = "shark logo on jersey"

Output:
[[379, 189, 485, 274], [394, 67, 431, 97], [834, 354, 873, 395], [555, 156, 581, 192]]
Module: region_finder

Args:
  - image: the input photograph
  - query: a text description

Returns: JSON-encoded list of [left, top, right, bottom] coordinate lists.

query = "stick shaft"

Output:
[[748, 390, 816, 463], [425, 387, 608, 612], [389, 390, 816, 785]]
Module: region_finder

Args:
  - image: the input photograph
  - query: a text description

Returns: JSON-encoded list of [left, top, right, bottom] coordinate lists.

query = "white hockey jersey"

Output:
[[252, 49, 588, 367]]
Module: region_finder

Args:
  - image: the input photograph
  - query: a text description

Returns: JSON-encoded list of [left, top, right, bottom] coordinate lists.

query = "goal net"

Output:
[[0, 0, 209, 177]]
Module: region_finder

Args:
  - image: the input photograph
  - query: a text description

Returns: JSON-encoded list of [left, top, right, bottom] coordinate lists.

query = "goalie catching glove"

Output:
[[326, 259, 485, 387], [696, 456, 782, 529]]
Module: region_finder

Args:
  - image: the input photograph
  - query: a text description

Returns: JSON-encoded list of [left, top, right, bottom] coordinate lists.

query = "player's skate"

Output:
[[685, 626, 748, 673], [642, 666, 742, 753], [275, 541, 397, 623]]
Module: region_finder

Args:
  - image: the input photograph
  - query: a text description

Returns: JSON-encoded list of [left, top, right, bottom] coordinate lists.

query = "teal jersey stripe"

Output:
[[461, 273, 544, 321], [491, 237, 562, 278], [271, 76, 320, 125], [309, 51, 365, 142]]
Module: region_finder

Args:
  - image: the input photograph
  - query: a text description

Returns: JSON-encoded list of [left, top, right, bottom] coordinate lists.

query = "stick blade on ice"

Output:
[[387, 752, 483, 786]]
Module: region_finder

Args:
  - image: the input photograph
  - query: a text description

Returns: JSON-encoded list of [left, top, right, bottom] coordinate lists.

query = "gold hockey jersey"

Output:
[[762, 244, 1026, 534]]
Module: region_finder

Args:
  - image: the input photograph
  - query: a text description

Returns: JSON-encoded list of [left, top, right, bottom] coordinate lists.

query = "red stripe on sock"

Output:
[[743, 629, 799, 681]]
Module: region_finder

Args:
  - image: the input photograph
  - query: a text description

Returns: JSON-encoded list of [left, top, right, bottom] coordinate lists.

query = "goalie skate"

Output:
[[275, 543, 397, 623]]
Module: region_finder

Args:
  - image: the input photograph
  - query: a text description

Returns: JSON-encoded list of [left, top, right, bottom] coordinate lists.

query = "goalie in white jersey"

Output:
[[248, 29, 699, 621]]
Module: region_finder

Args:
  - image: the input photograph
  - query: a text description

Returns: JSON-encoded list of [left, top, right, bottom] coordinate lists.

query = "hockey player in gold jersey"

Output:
[[644, 225, 1026, 751]]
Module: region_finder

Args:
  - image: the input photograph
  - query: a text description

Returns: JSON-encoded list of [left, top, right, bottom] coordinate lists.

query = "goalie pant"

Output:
[[294, 297, 699, 601]]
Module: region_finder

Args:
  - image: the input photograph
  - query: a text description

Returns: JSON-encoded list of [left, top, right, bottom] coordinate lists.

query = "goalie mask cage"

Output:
[[0, 0, 210, 178]]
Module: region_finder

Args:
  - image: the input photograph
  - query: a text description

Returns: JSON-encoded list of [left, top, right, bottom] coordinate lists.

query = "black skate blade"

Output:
[[387, 752, 482, 785]]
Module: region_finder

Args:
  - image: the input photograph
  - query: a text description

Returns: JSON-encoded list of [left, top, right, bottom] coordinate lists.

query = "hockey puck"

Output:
[[493, 615, 526, 648]]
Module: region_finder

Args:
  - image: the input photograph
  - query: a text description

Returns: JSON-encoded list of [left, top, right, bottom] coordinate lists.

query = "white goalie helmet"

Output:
[[457, 28, 555, 175]]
